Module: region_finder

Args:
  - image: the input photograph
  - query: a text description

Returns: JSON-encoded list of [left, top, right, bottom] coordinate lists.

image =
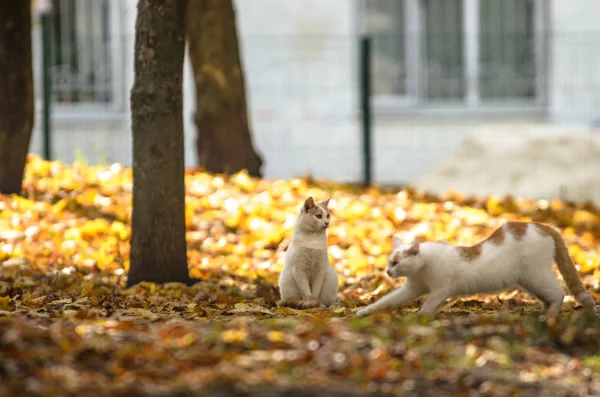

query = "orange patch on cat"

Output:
[[506, 221, 528, 240], [458, 224, 505, 261], [458, 244, 483, 261], [487, 226, 505, 245]]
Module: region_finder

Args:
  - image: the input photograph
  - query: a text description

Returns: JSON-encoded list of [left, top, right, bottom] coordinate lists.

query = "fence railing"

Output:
[[30, 9, 600, 187]]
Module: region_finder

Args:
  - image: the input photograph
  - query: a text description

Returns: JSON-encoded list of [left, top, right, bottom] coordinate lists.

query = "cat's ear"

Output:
[[319, 197, 331, 208], [406, 239, 421, 256], [392, 236, 403, 250], [304, 197, 315, 212]]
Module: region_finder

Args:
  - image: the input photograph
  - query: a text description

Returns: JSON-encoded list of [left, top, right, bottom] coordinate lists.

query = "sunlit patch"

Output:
[[0, 155, 597, 395]]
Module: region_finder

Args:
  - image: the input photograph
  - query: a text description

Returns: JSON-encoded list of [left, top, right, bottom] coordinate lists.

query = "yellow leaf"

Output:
[[139, 281, 157, 294], [80, 280, 94, 297], [348, 252, 368, 273], [232, 303, 251, 312], [109, 222, 129, 240], [0, 296, 11, 311], [267, 331, 286, 342], [134, 309, 160, 320], [573, 210, 599, 228], [486, 195, 503, 216], [221, 328, 248, 344], [232, 170, 255, 192], [224, 212, 242, 229], [185, 207, 193, 229], [579, 255, 599, 274], [64, 227, 82, 241], [349, 201, 370, 218]]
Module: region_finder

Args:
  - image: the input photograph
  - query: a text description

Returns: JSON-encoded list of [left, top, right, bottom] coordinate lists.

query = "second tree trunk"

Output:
[[186, 0, 263, 177], [0, 0, 34, 195]]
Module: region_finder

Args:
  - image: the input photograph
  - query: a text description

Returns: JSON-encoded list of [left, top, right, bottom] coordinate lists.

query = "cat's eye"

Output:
[[327, 214, 330, 218], [316, 214, 322, 219], [391, 260, 399, 267]]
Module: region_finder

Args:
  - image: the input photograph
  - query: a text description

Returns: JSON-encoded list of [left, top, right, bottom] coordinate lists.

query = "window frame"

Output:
[[33, 0, 126, 122], [360, 0, 549, 115]]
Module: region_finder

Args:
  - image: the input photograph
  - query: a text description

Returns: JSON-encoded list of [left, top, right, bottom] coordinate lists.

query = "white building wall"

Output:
[[27, 0, 600, 186], [30, 0, 198, 168], [549, 0, 600, 126], [370, 0, 600, 185], [29, 0, 361, 182], [234, 0, 361, 181], [371, 115, 551, 185]]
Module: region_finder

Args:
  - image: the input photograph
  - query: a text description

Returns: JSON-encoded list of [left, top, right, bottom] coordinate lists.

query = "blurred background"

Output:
[[29, 0, 600, 203]]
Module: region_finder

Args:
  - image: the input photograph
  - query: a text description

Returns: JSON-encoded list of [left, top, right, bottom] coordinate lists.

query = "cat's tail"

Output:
[[538, 223, 596, 315], [277, 298, 320, 310]]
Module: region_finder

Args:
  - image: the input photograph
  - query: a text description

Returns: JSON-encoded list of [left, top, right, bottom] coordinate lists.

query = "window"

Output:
[[367, 0, 407, 97], [479, 0, 536, 99], [423, 0, 464, 100], [365, 0, 546, 109], [34, 0, 124, 112]]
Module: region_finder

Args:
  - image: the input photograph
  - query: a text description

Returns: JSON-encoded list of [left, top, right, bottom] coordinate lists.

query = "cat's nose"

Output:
[[386, 269, 392, 277], [324, 222, 329, 227]]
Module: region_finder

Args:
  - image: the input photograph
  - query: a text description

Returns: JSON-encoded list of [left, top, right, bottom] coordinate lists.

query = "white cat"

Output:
[[278, 196, 339, 309], [357, 221, 596, 317]]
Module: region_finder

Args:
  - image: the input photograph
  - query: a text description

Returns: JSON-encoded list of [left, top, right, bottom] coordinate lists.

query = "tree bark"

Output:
[[186, 0, 263, 177], [128, 0, 190, 287], [0, 0, 34, 195]]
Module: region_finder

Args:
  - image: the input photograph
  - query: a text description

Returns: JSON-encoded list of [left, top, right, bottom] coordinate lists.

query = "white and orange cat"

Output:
[[357, 221, 596, 317], [278, 197, 339, 309]]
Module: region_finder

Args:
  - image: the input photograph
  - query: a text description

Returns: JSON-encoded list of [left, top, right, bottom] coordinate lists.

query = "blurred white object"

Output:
[[33, 0, 52, 14], [414, 124, 600, 204]]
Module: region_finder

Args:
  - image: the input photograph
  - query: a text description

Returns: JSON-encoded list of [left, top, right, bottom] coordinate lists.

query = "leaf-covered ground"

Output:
[[1, 155, 600, 396]]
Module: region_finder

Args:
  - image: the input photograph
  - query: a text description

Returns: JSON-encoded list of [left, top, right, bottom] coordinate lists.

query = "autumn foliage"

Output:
[[1, 154, 600, 396]]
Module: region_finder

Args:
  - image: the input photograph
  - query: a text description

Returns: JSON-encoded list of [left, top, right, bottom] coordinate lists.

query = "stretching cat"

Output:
[[357, 221, 596, 317], [278, 196, 338, 309]]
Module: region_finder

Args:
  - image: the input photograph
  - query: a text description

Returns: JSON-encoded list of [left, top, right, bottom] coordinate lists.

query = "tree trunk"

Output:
[[0, 0, 34, 195], [186, 0, 263, 177], [128, 0, 190, 287]]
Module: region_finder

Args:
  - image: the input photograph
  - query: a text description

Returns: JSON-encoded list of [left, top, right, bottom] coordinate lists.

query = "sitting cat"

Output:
[[278, 196, 338, 309], [357, 221, 596, 317]]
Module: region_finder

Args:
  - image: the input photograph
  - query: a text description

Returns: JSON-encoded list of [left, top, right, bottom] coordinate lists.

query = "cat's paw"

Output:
[[355, 307, 372, 317]]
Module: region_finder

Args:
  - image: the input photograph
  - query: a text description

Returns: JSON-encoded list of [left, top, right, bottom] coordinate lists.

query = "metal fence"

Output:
[[31, 0, 600, 200], [39, 0, 117, 106]]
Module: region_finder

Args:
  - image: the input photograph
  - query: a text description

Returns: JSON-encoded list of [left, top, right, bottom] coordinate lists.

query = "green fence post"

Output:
[[40, 2, 53, 160], [359, 34, 372, 187]]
